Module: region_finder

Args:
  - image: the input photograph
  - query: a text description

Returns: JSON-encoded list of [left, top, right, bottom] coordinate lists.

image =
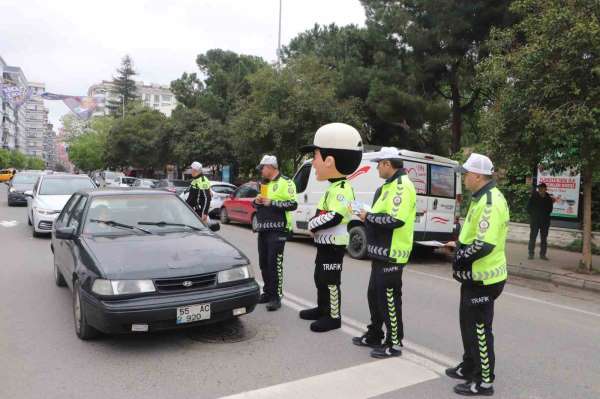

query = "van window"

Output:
[[293, 164, 311, 194], [430, 164, 456, 198], [403, 161, 428, 195]]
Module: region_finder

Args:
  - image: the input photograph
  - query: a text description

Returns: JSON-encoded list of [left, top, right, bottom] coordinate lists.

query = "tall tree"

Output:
[[478, 0, 600, 271], [283, 23, 450, 154], [361, 0, 513, 153], [107, 55, 138, 118], [66, 117, 113, 172]]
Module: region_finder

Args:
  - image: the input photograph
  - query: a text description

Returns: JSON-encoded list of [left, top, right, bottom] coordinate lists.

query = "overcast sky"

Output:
[[0, 0, 366, 129]]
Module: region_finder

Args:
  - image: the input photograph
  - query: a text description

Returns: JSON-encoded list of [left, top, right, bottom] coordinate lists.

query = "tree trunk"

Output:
[[581, 161, 593, 272], [450, 74, 462, 154]]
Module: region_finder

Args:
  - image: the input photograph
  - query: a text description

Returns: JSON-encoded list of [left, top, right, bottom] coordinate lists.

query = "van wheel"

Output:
[[220, 208, 230, 224], [348, 225, 367, 259]]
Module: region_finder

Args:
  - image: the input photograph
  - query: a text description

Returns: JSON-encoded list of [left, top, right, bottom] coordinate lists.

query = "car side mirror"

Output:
[[55, 226, 77, 239], [208, 221, 220, 232], [24, 190, 33, 197]]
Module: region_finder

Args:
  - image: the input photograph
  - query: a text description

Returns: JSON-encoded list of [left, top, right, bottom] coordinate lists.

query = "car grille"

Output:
[[154, 273, 217, 293], [38, 221, 53, 230]]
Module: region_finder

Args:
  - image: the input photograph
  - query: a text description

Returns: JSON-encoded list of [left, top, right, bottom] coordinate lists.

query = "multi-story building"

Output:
[[43, 123, 56, 170], [1, 57, 28, 152], [24, 82, 48, 158], [87, 80, 177, 117]]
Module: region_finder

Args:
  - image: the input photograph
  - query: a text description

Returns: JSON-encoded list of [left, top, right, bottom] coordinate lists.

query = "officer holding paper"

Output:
[[352, 147, 416, 358]]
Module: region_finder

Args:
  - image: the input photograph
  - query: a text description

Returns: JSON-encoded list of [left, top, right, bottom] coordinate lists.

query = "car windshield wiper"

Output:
[[89, 219, 152, 234], [137, 221, 203, 231]]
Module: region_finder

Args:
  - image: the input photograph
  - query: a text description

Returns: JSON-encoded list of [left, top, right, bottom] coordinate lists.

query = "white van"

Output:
[[291, 149, 462, 258]]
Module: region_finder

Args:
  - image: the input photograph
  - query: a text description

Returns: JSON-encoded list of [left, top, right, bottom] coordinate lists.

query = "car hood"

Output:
[[82, 232, 250, 280], [35, 195, 72, 211], [11, 183, 33, 192]]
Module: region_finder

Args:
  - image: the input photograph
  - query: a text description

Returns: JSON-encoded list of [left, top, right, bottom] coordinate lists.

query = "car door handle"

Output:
[[304, 194, 308, 202]]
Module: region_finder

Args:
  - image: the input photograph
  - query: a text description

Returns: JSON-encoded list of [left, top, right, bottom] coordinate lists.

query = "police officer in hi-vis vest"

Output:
[[253, 155, 297, 311], [352, 147, 416, 359], [444, 153, 509, 397], [298, 123, 363, 333], [186, 161, 212, 222]]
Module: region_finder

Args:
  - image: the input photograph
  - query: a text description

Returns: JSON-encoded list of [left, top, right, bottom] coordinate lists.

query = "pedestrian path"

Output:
[[505, 240, 600, 292]]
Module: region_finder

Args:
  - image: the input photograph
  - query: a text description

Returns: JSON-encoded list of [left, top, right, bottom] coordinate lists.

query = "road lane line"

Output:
[[406, 269, 600, 319], [218, 354, 437, 399], [281, 291, 454, 374]]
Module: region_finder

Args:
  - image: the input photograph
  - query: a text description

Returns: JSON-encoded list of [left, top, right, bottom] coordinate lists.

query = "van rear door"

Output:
[[425, 163, 457, 239], [402, 160, 429, 239]]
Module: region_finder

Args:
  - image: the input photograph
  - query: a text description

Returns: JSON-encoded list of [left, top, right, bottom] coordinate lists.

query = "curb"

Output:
[[507, 264, 600, 294]]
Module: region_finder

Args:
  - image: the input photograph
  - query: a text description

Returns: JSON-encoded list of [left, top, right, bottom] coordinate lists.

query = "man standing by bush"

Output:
[[527, 183, 554, 260]]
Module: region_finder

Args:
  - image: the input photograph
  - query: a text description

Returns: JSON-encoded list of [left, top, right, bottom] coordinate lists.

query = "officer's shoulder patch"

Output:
[[336, 194, 345, 202], [393, 195, 402, 206], [273, 183, 279, 192], [288, 186, 294, 195]]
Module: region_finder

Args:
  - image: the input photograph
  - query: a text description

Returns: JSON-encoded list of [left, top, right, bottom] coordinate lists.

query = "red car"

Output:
[[219, 182, 260, 230]]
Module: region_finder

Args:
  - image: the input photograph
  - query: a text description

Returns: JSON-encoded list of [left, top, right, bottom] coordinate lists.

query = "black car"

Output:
[[51, 189, 260, 340], [7, 172, 42, 206]]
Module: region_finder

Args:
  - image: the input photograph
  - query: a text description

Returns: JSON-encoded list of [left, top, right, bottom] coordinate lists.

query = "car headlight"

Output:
[[217, 266, 251, 284], [34, 207, 60, 215], [91, 279, 156, 296]]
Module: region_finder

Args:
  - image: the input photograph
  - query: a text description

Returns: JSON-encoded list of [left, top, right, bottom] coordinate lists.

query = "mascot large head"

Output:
[[300, 123, 363, 181]]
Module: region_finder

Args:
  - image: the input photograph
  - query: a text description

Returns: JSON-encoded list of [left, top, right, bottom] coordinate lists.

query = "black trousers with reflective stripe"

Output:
[[257, 231, 287, 299], [313, 244, 345, 319], [459, 281, 505, 384], [367, 260, 404, 345]]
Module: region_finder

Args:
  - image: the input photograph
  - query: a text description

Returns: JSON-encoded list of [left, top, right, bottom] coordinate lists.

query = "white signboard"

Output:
[[537, 167, 580, 218], [403, 161, 427, 195]]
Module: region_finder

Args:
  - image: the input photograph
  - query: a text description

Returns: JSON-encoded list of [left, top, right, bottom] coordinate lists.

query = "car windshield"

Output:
[[12, 174, 40, 184], [212, 185, 235, 195], [83, 195, 207, 235], [171, 180, 189, 187], [39, 178, 95, 195]]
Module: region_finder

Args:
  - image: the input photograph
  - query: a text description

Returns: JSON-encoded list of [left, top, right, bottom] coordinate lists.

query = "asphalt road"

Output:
[[1, 184, 599, 399]]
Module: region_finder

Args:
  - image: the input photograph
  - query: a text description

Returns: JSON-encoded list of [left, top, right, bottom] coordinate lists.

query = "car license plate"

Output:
[[176, 303, 211, 324]]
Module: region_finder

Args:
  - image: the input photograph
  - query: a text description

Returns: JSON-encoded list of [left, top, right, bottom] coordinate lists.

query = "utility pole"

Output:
[[277, 0, 282, 70]]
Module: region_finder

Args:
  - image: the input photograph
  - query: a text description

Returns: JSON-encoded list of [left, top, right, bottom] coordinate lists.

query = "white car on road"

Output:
[[26, 174, 96, 237], [180, 181, 236, 217]]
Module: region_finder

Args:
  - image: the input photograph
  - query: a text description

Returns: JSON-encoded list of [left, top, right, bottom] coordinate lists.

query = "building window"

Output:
[[162, 94, 172, 103]]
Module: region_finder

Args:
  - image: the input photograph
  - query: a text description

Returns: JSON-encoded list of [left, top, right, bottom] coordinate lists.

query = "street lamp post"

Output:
[[277, 0, 282, 70]]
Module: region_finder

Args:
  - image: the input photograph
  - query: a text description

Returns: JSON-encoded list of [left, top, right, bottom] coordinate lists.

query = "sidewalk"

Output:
[[506, 241, 600, 293]]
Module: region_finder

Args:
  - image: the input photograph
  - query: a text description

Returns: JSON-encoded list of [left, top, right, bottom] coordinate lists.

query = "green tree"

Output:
[[9, 151, 27, 169], [283, 23, 450, 154], [478, 0, 600, 271], [361, 0, 513, 153], [67, 117, 114, 172], [25, 156, 45, 170], [0, 149, 10, 169], [105, 107, 167, 173], [60, 113, 89, 139], [107, 55, 138, 118], [230, 56, 364, 176]]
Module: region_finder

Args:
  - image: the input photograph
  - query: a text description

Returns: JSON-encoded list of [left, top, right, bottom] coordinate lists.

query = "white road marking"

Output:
[[282, 291, 455, 373], [0, 220, 18, 227], [406, 268, 600, 319], [219, 354, 437, 399]]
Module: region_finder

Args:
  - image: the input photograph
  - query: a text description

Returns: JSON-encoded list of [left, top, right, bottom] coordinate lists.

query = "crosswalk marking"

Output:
[[219, 356, 437, 399]]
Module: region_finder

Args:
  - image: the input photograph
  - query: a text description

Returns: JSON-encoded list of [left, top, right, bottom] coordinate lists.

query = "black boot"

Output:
[[446, 364, 472, 380], [299, 307, 321, 320], [266, 297, 281, 311], [453, 381, 494, 396], [370, 344, 402, 358], [352, 332, 383, 348], [310, 317, 341, 332], [258, 293, 270, 304]]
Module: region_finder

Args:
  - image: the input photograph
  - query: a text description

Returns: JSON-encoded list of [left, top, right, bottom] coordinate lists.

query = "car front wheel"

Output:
[[73, 280, 99, 340], [251, 214, 258, 232], [53, 261, 66, 287]]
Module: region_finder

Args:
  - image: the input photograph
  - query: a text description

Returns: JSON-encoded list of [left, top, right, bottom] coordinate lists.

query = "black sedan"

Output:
[[51, 189, 260, 340], [7, 171, 42, 206]]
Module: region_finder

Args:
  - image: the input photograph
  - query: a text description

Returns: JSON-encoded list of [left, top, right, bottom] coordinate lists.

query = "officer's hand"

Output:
[[262, 198, 271, 206], [441, 241, 456, 256], [359, 210, 367, 222], [255, 195, 263, 204], [202, 215, 208, 223]]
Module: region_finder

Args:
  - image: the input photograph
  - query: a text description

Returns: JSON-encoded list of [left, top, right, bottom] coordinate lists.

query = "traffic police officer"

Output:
[[299, 123, 363, 332], [253, 155, 298, 311], [352, 147, 416, 358], [186, 161, 212, 222], [445, 153, 509, 397]]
